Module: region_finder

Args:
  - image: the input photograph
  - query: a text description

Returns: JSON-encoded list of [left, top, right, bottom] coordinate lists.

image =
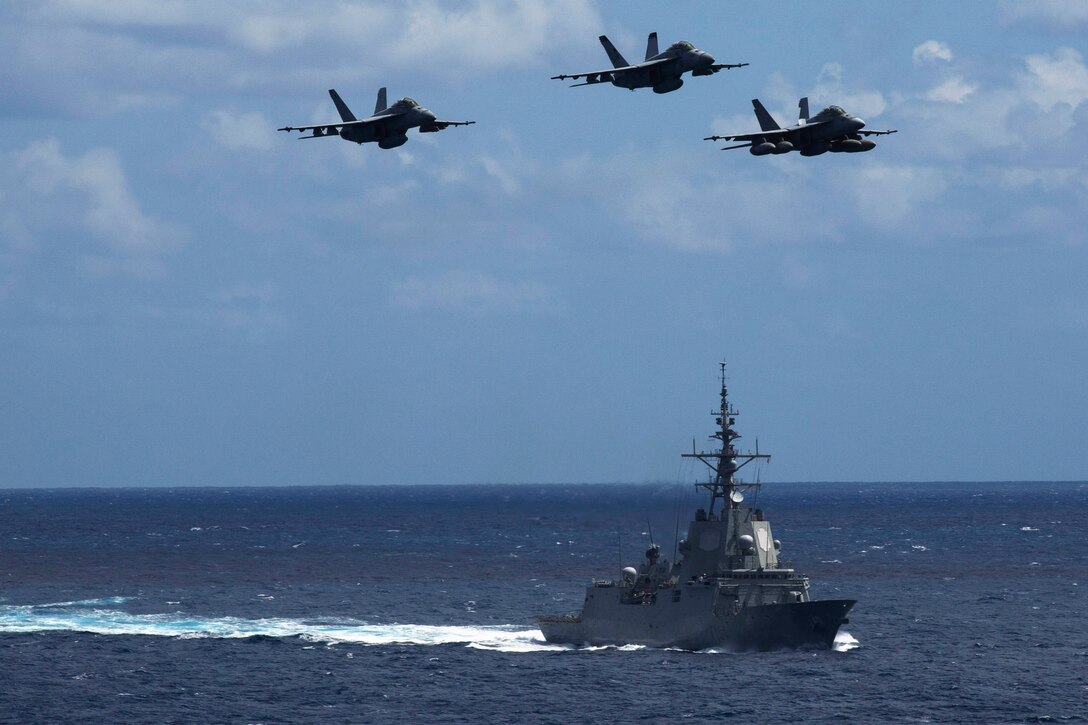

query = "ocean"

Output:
[[0, 482, 1084, 723]]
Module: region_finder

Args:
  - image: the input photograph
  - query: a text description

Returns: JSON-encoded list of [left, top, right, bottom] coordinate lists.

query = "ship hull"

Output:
[[537, 599, 855, 652]]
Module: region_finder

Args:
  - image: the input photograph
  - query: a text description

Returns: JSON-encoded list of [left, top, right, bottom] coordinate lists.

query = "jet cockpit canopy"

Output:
[[815, 105, 847, 119]]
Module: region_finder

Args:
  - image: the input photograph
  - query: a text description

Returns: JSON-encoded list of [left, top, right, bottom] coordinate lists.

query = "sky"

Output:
[[1, 0, 1086, 487]]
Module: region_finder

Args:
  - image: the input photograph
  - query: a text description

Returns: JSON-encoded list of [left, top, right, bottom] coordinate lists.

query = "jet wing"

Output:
[[419, 120, 476, 133], [551, 56, 671, 83], [703, 129, 791, 143], [859, 128, 898, 136], [277, 111, 407, 136], [704, 117, 836, 147]]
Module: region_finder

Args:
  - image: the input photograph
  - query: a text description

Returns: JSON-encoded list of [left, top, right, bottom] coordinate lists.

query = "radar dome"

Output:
[[738, 534, 756, 553], [622, 566, 638, 581]]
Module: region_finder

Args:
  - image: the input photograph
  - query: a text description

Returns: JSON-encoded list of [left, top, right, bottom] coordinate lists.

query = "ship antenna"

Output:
[[681, 360, 771, 513]]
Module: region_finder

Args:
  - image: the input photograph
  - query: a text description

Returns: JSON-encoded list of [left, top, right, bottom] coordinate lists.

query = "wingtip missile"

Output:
[[708, 62, 749, 71]]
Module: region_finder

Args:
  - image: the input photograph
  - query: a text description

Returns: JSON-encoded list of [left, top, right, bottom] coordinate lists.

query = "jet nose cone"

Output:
[[702, 52, 716, 67], [853, 117, 866, 129]]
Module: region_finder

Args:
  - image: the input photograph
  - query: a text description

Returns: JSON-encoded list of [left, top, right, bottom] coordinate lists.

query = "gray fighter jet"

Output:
[[705, 97, 897, 156], [277, 88, 474, 149], [552, 32, 747, 94]]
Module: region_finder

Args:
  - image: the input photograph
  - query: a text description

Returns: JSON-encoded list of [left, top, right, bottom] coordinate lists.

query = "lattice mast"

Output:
[[682, 362, 771, 516]]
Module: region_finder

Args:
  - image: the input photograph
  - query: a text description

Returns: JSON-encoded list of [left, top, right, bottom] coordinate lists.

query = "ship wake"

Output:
[[0, 599, 566, 652]]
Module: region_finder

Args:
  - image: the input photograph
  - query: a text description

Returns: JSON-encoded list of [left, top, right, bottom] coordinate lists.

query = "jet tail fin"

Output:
[[752, 99, 781, 131], [644, 32, 658, 60], [598, 35, 629, 68], [328, 89, 357, 122], [798, 97, 810, 124], [374, 87, 387, 115]]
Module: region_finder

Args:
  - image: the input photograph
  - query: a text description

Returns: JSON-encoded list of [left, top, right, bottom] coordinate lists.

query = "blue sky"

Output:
[[1, 1, 1086, 486]]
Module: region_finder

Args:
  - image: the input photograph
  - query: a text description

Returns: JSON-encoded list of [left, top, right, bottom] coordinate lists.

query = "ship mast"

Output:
[[681, 362, 771, 517]]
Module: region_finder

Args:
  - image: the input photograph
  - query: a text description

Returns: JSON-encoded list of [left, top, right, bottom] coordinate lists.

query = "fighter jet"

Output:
[[551, 32, 747, 94], [705, 98, 897, 156], [277, 88, 474, 149]]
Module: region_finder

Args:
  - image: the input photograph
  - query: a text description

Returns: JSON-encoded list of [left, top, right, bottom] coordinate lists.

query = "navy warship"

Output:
[[536, 364, 855, 651]]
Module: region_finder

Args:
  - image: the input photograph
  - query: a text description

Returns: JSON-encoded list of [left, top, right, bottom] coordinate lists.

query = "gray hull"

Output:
[[537, 598, 855, 651]]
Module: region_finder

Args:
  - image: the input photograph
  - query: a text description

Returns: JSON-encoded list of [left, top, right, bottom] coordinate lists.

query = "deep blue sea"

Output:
[[0, 482, 1085, 723]]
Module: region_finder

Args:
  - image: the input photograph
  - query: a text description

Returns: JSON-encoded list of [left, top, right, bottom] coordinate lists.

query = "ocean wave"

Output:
[[22, 596, 135, 609]]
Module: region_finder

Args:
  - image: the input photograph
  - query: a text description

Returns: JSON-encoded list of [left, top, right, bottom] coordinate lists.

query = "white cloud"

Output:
[[1018, 47, 1088, 110], [390, 0, 600, 71], [845, 163, 948, 229], [202, 110, 277, 151], [898, 46, 1088, 159], [4, 0, 603, 117], [811, 63, 887, 118], [3, 139, 180, 276], [1000, 0, 1088, 30], [925, 76, 978, 103], [391, 269, 556, 314], [481, 156, 521, 195], [913, 40, 953, 66]]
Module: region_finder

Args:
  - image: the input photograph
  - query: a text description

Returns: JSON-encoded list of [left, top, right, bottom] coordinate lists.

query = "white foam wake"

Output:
[[0, 601, 564, 652], [833, 631, 860, 651]]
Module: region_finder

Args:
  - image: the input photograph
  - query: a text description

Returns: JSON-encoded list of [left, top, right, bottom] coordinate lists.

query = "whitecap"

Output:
[[911, 545, 928, 551], [32, 596, 134, 608]]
